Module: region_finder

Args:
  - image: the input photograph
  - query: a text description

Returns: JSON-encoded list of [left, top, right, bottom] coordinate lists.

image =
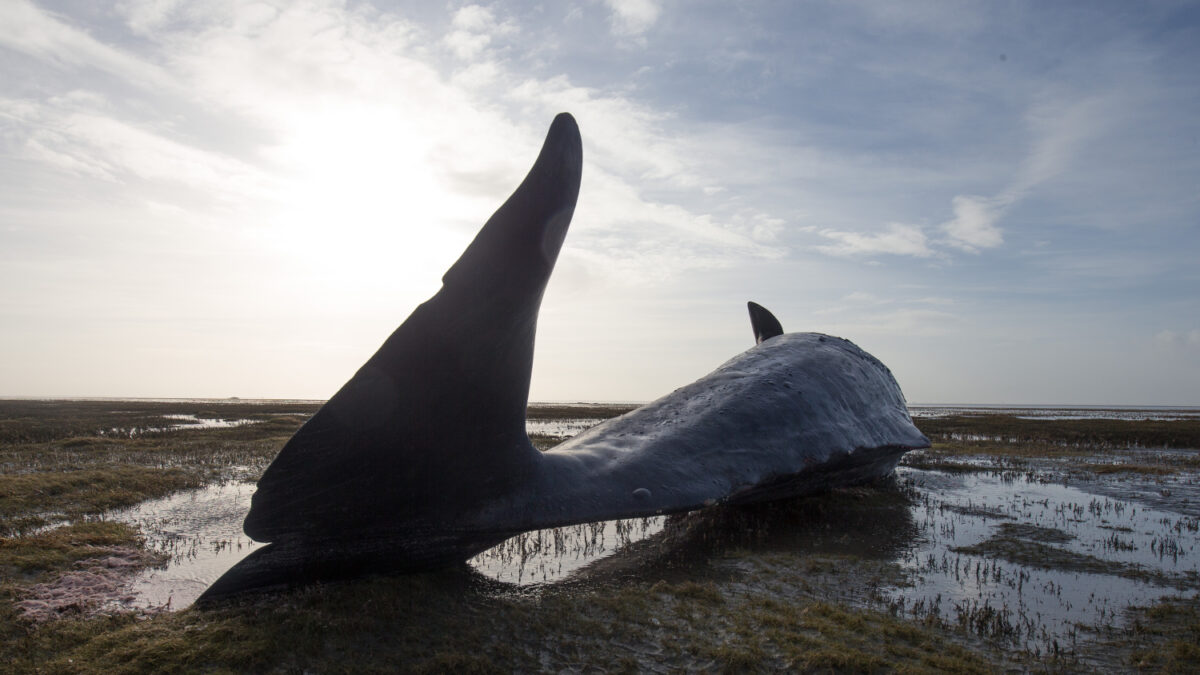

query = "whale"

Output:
[[199, 113, 929, 601]]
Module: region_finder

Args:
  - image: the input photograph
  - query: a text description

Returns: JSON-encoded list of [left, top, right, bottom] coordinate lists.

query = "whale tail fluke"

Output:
[[747, 301, 784, 344], [242, 113, 583, 544]]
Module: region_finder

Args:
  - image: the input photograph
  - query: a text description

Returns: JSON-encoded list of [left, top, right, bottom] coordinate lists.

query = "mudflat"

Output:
[[2, 399, 1198, 672]]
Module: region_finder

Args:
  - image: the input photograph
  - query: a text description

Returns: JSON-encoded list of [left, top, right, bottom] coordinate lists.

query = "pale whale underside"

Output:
[[199, 114, 929, 602]]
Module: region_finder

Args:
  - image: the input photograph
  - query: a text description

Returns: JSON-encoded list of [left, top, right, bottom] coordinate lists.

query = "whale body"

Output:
[[199, 113, 929, 601]]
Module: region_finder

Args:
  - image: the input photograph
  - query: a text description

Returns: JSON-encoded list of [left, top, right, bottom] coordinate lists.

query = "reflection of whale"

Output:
[[200, 113, 929, 602]]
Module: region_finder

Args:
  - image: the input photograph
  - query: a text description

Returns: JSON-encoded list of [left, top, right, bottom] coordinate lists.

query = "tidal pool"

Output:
[[887, 468, 1199, 651], [107, 482, 668, 607], [100, 414, 261, 438], [109, 481, 260, 609], [101, 415, 1199, 657]]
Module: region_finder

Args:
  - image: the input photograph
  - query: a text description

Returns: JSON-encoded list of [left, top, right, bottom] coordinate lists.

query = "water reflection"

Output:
[[468, 516, 665, 585], [108, 481, 259, 609], [101, 427, 1199, 658], [888, 468, 1199, 651]]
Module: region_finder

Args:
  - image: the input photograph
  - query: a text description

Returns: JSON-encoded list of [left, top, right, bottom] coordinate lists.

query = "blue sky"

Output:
[[1, 0, 1198, 405]]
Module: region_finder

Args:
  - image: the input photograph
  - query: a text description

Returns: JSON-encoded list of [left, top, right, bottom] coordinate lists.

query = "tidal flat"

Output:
[[2, 400, 1199, 672]]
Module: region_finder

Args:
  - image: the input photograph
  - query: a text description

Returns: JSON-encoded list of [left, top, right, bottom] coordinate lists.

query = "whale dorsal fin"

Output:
[[747, 301, 784, 344], [243, 114, 583, 543]]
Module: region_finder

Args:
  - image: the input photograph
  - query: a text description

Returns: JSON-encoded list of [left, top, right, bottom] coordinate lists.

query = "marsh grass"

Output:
[[903, 436, 1200, 476], [1122, 597, 1200, 671], [2, 400, 1199, 672], [525, 403, 638, 420], [0, 570, 998, 674], [953, 524, 1199, 590], [0, 400, 320, 445], [915, 415, 1200, 450], [1082, 462, 1177, 476], [1, 468, 200, 536], [0, 521, 144, 578], [0, 400, 315, 543]]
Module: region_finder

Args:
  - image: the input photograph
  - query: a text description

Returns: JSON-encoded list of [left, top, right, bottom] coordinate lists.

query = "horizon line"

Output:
[[2, 396, 1199, 410]]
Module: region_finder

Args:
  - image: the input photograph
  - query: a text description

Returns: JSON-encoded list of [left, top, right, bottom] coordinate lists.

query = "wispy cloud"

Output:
[[0, 0, 170, 87], [812, 291, 958, 340], [2, 1, 1197, 404], [443, 5, 517, 61], [809, 92, 1119, 259], [3, 98, 269, 198], [1, 0, 786, 296], [603, 0, 661, 38], [815, 223, 933, 258], [818, 307, 959, 338], [941, 194, 1005, 252], [1155, 329, 1200, 351], [938, 94, 1115, 253]]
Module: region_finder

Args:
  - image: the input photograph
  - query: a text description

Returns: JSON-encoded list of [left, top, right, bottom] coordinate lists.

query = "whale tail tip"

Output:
[[241, 113, 584, 544]]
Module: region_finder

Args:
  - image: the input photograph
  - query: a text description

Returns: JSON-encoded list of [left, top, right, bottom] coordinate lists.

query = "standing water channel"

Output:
[[106, 409, 1199, 654]]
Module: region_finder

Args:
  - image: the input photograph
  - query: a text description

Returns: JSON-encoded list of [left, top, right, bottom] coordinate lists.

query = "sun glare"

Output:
[[261, 103, 476, 310]]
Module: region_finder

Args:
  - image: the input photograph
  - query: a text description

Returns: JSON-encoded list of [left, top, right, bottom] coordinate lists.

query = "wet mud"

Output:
[[7, 401, 1199, 668]]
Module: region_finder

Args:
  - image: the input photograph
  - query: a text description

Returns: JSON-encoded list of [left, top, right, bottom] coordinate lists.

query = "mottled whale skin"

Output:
[[199, 113, 928, 601], [525, 330, 928, 529]]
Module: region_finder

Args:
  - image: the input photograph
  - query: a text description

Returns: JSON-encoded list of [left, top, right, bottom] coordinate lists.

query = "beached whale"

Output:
[[199, 113, 928, 601]]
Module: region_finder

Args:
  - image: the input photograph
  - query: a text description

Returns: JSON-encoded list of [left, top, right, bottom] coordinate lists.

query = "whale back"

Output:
[[519, 331, 928, 529]]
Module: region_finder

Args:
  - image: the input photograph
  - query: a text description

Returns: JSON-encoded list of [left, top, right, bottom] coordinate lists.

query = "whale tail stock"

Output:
[[242, 114, 583, 544]]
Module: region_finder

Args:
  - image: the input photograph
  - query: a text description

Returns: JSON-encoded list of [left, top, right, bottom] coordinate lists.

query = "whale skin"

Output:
[[199, 113, 929, 601]]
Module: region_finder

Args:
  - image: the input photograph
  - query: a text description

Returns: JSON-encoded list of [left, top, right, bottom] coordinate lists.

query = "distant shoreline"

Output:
[[2, 397, 1198, 417]]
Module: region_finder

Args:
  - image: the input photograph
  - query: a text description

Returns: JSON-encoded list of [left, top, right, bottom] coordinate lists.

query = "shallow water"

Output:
[[109, 482, 260, 609], [108, 482, 668, 607], [468, 516, 665, 585], [525, 418, 606, 438], [101, 414, 260, 438], [103, 410, 1200, 656], [160, 414, 257, 430], [889, 468, 1199, 651]]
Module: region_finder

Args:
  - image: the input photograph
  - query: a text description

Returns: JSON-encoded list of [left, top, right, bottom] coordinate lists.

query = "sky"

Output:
[[1, 0, 1198, 405]]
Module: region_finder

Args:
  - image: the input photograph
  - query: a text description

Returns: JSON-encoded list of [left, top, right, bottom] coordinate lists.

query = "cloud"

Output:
[[0, 0, 170, 88], [1017, 95, 1112, 193], [941, 194, 1005, 252], [815, 223, 933, 258], [568, 169, 785, 284], [938, 95, 1114, 254], [117, 0, 186, 34], [443, 5, 516, 61], [1, 94, 269, 201], [2, 0, 786, 298], [814, 292, 955, 329], [818, 307, 959, 338], [603, 0, 661, 38], [804, 91, 1119, 263], [1155, 330, 1200, 350], [845, 0, 985, 35], [843, 291, 882, 304]]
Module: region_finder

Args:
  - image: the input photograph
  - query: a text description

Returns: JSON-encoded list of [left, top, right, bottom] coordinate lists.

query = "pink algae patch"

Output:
[[15, 547, 169, 623]]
